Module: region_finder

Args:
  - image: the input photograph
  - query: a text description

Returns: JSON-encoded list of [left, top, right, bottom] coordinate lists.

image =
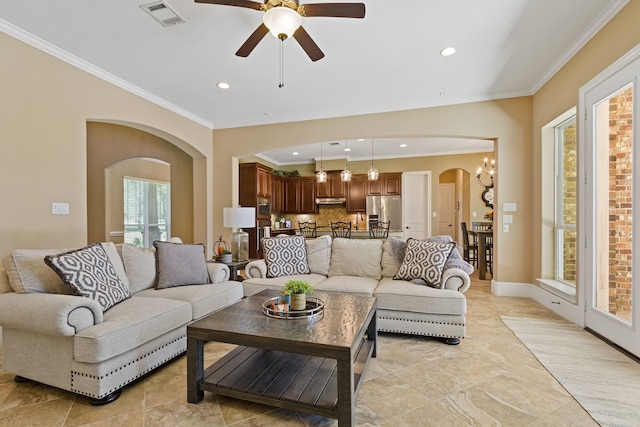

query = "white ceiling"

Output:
[[0, 0, 627, 164]]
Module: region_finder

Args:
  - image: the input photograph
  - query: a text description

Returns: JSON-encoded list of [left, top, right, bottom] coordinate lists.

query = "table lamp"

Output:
[[223, 207, 255, 261]]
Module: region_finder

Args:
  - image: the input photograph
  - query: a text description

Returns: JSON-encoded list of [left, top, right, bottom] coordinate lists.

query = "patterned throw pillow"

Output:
[[45, 243, 131, 311], [153, 241, 210, 289], [262, 235, 310, 278], [394, 238, 456, 288]]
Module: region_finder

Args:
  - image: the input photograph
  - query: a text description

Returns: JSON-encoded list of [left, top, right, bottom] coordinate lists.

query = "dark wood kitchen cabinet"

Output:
[[285, 177, 317, 214], [346, 174, 367, 213], [316, 171, 346, 198], [271, 175, 286, 214], [240, 162, 273, 206], [367, 172, 402, 196]]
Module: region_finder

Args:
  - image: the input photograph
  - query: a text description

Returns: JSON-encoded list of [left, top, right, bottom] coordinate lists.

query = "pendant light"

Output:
[[316, 142, 327, 183], [341, 141, 352, 182], [367, 138, 379, 181]]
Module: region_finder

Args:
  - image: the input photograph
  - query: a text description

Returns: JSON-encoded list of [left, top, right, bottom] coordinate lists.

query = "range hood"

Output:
[[315, 197, 347, 205]]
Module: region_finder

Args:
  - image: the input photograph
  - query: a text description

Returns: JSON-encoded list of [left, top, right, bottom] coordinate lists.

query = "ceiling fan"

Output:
[[195, 0, 366, 61]]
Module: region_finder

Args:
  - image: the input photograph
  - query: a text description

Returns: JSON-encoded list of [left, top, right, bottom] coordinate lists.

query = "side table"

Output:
[[211, 259, 250, 282]]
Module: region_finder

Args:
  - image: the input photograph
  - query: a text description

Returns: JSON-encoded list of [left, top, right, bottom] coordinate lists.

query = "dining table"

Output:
[[469, 230, 493, 280]]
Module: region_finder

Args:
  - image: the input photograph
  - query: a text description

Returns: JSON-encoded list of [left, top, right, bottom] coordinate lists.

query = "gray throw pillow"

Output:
[[153, 241, 210, 289], [45, 243, 131, 311], [262, 235, 310, 278], [394, 238, 456, 288]]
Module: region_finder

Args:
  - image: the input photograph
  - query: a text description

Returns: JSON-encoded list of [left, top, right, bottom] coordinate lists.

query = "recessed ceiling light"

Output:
[[357, 138, 365, 141], [400, 144, 407, 148], [344, 148, 351, 152], [217, 82, 230, 89], [440, 47, 457, 56], [292, 152, 299, 156]]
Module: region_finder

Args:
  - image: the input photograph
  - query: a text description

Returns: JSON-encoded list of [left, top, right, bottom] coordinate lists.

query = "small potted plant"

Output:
[[282, 279, 314, 311], [221, 249, 232, 264]]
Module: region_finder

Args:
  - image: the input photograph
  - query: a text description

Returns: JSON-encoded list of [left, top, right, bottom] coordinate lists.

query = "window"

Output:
[[538, 108, 577, 300], [123, 177, 170, 247], [554, 117, 577, 287]]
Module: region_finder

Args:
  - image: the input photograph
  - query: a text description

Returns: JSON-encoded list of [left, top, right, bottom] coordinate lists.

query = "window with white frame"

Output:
[[123, 177, 170, 248], [554, 116, 577, 287]]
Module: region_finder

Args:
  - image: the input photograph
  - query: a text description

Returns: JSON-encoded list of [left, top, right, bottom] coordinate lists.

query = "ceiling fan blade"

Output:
[[299, 3, 365, 18], [293, 26, 325, 62], [236, 23, 270, 57], [194, 0, 263, 11]]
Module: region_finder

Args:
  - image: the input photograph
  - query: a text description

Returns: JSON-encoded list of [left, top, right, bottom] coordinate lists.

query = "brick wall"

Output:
[[607, 86, 633, 315]]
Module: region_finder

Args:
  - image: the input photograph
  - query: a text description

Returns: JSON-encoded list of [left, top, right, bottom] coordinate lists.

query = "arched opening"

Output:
[[87, 122, 196, 244]]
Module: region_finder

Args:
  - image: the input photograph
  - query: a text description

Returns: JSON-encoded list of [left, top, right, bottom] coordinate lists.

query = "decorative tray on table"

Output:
[[261, 296, 324, 320]]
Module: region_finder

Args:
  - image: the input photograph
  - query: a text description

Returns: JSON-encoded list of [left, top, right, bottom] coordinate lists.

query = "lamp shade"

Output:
[[223, 207, 255, 229], [263, 7, 301, 39]]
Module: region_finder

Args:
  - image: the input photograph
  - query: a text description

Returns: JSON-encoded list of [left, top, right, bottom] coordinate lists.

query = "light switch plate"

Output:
[[503, 214, 513, 224], [504, 203, 517, 212], [52, 202, 69, 215]]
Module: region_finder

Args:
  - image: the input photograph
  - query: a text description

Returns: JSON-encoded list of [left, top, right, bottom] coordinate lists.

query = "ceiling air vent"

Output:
[[140, 1, 185, 27]]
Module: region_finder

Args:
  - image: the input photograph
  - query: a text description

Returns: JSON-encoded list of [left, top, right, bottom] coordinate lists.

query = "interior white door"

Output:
[[402, 171, 431, 239], [438, 183, 456, 239], [582, 53, 640, 357]]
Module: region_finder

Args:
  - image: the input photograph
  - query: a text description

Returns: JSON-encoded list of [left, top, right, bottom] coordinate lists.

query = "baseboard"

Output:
[[492, 280, 584, 326]]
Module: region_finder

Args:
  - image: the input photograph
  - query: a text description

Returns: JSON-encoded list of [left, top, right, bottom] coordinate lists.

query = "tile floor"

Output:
[[0, 274, 599, 426]]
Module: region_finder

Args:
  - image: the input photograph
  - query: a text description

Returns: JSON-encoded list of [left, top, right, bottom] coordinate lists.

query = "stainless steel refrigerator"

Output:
[[366, 195, 402, 231]]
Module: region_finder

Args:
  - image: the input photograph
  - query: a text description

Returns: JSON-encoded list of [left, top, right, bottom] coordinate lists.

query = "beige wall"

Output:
[[214, 97, 533, 283], [88, 122, 194, 244], [532, 0, 640, 282], [0, 32, 214, 261]]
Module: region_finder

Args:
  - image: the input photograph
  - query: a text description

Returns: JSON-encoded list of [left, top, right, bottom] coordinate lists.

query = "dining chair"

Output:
[[298, 221, 317, 238], [369, 220, 390, 239], [331, 221, 352, 239], [461, 222, 478, 267], [471, 222, 493, 274]]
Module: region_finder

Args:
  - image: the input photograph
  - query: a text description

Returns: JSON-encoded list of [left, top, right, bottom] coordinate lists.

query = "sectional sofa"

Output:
[[243, 235, 472, 344], [0, 239, 243, 404]]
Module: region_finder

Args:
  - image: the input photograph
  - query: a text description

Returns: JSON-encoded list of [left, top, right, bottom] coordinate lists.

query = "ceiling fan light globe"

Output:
[[263, 7, 301, 39]]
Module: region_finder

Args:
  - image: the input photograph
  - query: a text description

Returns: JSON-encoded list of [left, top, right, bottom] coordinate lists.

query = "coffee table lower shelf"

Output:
[[199, 339, 374, 419]]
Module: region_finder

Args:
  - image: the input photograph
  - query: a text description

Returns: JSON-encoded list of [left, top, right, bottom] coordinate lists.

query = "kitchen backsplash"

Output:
[[272, 205, 367, 229]]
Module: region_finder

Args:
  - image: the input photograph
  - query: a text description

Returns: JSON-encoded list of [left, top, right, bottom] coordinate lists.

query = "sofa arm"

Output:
[[442, 268, 471, 293], [244, 259, 267, 279], [207, 262, 230, 283], [0, 292, 103, 336]]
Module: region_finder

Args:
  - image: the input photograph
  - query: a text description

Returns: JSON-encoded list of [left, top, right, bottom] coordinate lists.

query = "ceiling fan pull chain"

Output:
[[279, 37, 285, 88]]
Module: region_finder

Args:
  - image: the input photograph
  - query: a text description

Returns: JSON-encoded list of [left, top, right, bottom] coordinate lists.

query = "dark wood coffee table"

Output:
[[187, 290, 377, 427]]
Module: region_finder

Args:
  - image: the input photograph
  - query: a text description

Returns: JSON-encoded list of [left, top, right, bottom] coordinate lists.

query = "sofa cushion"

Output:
[[136, 281, 243, 320], [305, 235, 331, 276], [3, 249, 73, 295], [394, 238, 456, 288], [375, 277, 467, 315], [329, 238, 383, 280], [44, 243, 131, 311], [73, 295, 192, 363], [153, 241, 210, 289], [263, 235, 310, 278], [242, 273, 328, 297], [121, 243, 156, 293], [314, 275, 379, 297]]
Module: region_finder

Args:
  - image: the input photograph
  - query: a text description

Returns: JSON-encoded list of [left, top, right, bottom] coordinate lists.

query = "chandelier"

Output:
[[476, 157, 495, 187]]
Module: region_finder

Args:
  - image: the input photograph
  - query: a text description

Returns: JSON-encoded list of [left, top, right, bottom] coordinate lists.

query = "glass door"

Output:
[[583, 55, 639, 357]]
